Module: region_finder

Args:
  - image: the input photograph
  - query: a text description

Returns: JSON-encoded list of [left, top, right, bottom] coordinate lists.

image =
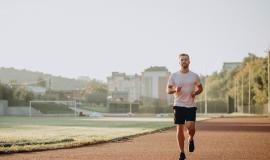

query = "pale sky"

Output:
[[1, 0, 270, 81]]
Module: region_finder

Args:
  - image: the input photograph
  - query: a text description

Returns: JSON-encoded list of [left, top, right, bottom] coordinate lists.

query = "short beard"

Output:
[[181, 65, 189, 69]]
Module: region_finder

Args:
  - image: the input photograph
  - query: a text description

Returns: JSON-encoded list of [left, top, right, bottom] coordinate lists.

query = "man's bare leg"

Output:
[[186, 121, 195, 140], [186, 121, 195, 152], [176, 124, 185, 152]]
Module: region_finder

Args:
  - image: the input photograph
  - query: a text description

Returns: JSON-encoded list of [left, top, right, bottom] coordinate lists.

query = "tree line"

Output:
[[198, 51, 269, 113]]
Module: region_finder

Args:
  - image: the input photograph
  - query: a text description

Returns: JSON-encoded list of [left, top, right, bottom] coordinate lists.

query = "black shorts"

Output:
[[173, 106, 197, 124]]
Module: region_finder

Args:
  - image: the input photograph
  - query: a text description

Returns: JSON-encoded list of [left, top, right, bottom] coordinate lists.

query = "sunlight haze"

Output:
[[1, 0, 270, 81]]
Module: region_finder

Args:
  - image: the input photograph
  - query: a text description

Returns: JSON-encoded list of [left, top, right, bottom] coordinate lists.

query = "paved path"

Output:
[[1, 117, 270, 160]]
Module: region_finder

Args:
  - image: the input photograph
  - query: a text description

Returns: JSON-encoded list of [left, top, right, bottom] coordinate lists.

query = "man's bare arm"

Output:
[[167, 85, 176, 94], [195, 84, 203, 95], [191, 83, 203, 98]]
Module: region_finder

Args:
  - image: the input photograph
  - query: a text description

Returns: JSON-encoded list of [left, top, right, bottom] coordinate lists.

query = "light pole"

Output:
[[268, 51, 270, 115], [129, 103, 132, 113], [236, 79, 239, 112], [234, 79, 237, 112], [248, 64, 251, 114], [241, 75, 244, 113], [204, 75, 208, 114]]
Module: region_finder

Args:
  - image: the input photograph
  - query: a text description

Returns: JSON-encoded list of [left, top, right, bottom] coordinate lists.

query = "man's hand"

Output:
[[175, 86, 181, 92], [175, 86, 182, 97], [191, 91, 196, 98], [191, 81, 203, 98], [167, 85, 182, 95]]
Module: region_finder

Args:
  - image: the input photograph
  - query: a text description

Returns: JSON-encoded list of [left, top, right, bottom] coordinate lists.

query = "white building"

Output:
[[107, 72, 141, 102], [107, 66, 171, 105], [25, 86, 47, 95], [77, 76, 91, 81], [141, 66, 170, 102]]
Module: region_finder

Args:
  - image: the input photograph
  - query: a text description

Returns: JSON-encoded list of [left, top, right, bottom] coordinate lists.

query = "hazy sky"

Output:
[[1, 0, 270, 81]]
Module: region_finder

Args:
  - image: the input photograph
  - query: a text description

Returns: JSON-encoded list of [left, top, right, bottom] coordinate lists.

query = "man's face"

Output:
[[179, 55, 190, 69]]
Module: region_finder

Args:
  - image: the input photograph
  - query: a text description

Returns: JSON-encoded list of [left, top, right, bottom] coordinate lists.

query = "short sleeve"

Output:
[[195, 74, 201, 84], [167, 74, 175, 86]]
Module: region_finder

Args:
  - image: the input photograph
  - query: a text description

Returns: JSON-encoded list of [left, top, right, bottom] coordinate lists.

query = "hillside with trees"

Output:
[[0, 67, 87, 90]]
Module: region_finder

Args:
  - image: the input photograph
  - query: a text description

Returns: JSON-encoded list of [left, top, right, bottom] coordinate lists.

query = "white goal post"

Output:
[[29, 100, 77, 117]]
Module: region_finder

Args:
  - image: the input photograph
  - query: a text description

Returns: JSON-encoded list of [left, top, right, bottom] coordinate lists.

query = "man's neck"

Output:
[[180, 68, 189, 73]]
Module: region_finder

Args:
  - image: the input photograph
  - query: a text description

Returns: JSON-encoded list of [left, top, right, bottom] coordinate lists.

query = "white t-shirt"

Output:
[[167, 70, 200, 108]]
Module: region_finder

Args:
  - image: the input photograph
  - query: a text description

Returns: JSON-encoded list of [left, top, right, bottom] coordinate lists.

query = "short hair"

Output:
[[178, 53, 189, 59]]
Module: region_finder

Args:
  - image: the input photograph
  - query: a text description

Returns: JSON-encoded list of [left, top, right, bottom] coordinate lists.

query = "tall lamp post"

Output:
[[241, 75, 244, 113], [268, 50, 270, 115], [204, 75, 208, 114], [248, 64, 251, 114]]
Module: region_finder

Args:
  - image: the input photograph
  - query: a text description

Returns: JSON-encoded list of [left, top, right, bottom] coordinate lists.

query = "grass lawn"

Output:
[[0, 116, 174, 153]]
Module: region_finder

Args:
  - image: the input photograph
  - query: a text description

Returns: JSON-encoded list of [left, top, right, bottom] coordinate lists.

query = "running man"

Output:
[[167, 53, 203, 160]]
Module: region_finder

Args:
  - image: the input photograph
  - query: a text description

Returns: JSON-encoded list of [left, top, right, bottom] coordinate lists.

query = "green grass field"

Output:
[[32, 103, 74, 114], [0, 116, 174, 153]]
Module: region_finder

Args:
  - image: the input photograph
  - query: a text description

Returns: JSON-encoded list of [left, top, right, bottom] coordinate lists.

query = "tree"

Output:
[[37, 77, 46, 87], [204, 52, 268, 113], [0, 83, 14, 102], [13, 87, 34, 104], [227, 53, 267, 107], [85, 79, 107, 93]]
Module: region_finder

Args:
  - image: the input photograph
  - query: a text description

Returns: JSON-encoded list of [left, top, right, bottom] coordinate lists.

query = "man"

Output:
[[167, 53, 203, 160]]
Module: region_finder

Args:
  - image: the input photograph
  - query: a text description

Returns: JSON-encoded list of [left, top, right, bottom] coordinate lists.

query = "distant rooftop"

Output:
[[111, 72, 126, 77], [25, 86, 47, 95], [222, 62, 241, 71], [144, 66, 169, 72], [77, 76, 91, 81], [107, 72, 140, 81]]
